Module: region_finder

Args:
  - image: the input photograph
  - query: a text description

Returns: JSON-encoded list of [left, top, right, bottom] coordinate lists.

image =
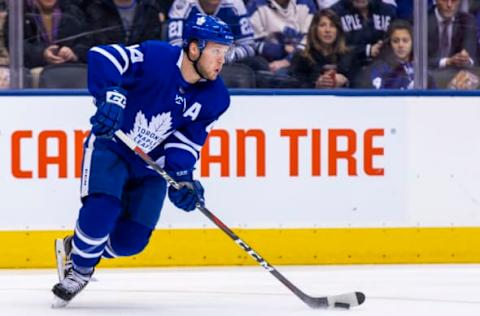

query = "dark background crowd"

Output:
[[1, 0, 480, 89]]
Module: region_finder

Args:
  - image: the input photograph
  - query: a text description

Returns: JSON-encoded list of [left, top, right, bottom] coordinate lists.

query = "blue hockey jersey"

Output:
[[370, 59, 414, 89], [87, 41, 230, 176]]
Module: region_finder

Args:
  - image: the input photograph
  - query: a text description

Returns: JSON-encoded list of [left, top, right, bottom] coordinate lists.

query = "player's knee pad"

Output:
[[107, 218, 153, 257]]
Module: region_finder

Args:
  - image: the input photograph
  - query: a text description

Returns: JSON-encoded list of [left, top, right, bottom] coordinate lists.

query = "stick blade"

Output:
[[327, 291, 366, 309]]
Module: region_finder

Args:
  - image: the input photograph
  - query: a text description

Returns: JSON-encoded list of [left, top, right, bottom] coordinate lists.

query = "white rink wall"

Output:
[[0, 94, 480, 230]]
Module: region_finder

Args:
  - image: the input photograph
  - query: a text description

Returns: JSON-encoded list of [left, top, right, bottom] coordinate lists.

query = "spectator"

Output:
[[0, 66, 8, 88], [394, 0, 412, 21], [290, 9, 354, 88], [248, 0, 317, 74], [83, 0, 164, 46], [168, 0, 256, 64], [63, 0, 87, 9], [156, 0, 174, 21], [369, 19, 415, 89], [0, 0, 8, 66], [4, 0, 88, 69], [66, 0, 173, 15], [330, 0, 396, 86], [469, 0, 480, 62], [395, 0, 458, 22], [316, 0, 340, 10], [428, 0, 477, 76]]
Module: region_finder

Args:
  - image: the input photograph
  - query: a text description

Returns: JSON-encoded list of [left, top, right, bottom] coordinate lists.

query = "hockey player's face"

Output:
[[391, 29, 412, 62], [198, 42, 230, 80], [437, 0, 460, 19], [317, 16, 338, 45]]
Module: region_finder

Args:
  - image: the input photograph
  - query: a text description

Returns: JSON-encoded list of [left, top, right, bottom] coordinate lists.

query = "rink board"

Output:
[[2, 227, 480, 268], [1, 91, 480, 267]]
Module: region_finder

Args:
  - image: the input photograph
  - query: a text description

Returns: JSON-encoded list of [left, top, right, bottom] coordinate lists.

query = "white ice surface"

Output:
[[2, 264, 480, 316]]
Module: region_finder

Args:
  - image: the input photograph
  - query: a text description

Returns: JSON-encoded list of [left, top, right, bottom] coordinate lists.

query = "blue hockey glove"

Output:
[[168, 180, 205, 212], [90, 87, 126, 138]]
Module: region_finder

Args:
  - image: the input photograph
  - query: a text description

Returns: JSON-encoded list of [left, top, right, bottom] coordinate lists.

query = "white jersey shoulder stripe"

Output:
[[90, 47, 127, 75], [111, 44, 130, 73]]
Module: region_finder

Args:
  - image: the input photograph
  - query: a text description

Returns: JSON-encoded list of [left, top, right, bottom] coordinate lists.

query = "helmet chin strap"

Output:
[[186, 46, 208, 80]]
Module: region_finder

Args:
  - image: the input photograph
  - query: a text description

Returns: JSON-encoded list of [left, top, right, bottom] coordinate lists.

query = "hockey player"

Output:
[[168, 0, 256, 63], [51, 13, 234, 307]]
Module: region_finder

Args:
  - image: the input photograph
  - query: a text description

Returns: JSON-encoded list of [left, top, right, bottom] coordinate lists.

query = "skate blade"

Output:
[[55, 239, 66, 282], [51, 295, 69, 308]]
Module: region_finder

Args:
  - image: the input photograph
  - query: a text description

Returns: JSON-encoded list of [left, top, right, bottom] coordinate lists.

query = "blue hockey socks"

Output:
[[71, 194, 122, 274]]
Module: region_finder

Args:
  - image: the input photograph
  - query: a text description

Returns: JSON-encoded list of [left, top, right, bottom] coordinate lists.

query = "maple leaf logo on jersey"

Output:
[[127, 111, 173, 152], [196, 16, 206, 26]]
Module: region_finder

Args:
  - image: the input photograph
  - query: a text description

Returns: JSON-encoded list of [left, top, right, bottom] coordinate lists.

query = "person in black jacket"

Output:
[[330, 0, 396, 86], [428, 0, 477, 70], [428, 0, 478, 88], [290, 9, 354, 88], [4, 0, 88, 68], [83, 0, 164, 47]]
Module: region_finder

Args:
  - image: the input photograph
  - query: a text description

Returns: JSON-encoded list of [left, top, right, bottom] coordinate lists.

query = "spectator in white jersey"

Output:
[[168, 0, 256, 63], [247, 0, 317, 74]]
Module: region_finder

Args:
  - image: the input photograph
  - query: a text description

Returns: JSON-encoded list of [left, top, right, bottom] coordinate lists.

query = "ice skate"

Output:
[[51, 268, 92, 308]]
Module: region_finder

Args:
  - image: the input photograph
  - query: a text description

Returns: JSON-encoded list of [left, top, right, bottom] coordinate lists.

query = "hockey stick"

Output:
[[114, 130, 365, 309]]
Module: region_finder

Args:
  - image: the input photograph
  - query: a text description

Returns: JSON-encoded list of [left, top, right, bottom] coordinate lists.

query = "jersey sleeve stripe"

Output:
[[111, 44, 130, 73], [173, 131, 202, 150], [164, 143, 199, 160], [90, 46, 127, 75]]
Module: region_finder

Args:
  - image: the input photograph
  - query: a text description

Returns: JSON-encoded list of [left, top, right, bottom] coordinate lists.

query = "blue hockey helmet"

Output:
[[183, 13, 234, 50]]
